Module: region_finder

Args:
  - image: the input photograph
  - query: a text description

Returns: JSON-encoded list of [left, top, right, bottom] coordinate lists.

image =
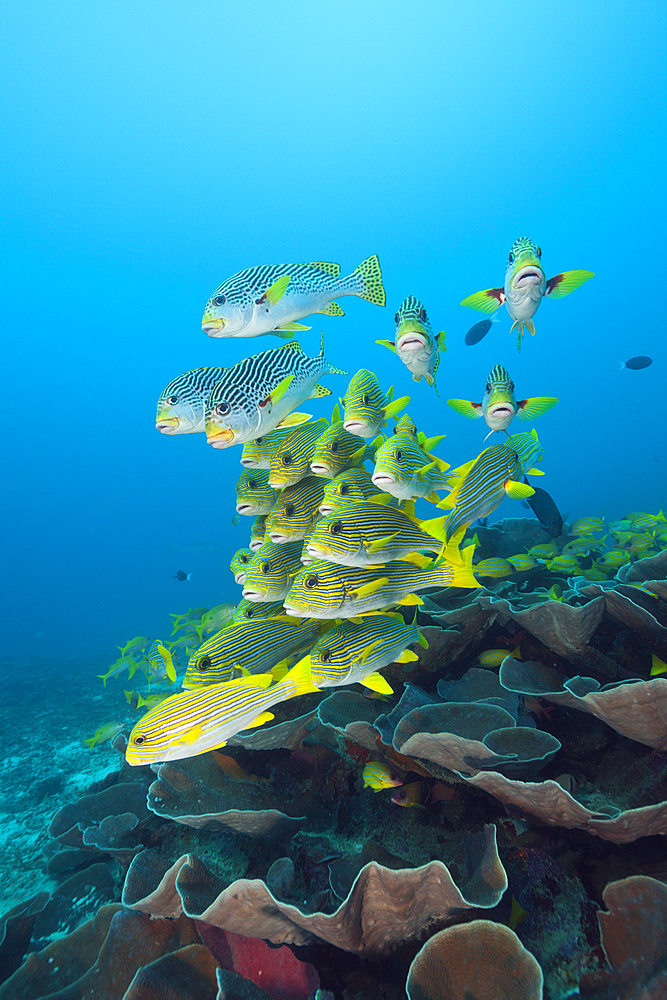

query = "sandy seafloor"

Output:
[[0, 655, 134, 914]]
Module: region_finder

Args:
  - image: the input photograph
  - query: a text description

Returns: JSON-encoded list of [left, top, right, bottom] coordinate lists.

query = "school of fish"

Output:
[[83, 244, 662, 772]]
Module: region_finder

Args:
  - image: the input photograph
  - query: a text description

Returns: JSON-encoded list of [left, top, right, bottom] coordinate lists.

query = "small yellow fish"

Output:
[[545, 554, 581, 573], [528, 542, 559, 559], [473, 557, 515, 578], [595, 550, 630, 570], [569, 516, 604, 536], [391, 781, 427, 808], [548, 584, 563, 601], [362, 761, 404, 792], [650, 655, 667, 677], [508, 896, 530, 931], [506, 554, 539, 571], [84, 722, 124, 750], [477, 646, 521, 666]]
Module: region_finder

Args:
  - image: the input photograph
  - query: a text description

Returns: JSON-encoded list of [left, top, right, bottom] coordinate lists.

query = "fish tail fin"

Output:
[[619, 361, 626, 370], [282, 654, 321, 696], [319, 332, 348, 375], [448, 543, 480, 589], [97, 674, 109, 687], [490, 309, 502, 323], [351, 254, 386, 306]]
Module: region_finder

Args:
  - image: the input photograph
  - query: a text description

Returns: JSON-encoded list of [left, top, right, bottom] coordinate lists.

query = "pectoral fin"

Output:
[[417, 461, 437, 480], [461, 288, 506, 312], [436, 330, 446, 351], [245, 711, 275, 730], [395, 649, 419, 664], [447, 398, 484, 420], [350, 577, 390, 599], [383, 396, 410, 420], [515, 397, 559, 421], [275, 322, 311, 331], [268, 374, 295, 406], [365, 533, 400, 554], [360, 672, 394, 695], [376, 339, 397, 354], [545, 270, 594, 298], [505, 480, 535, 499], [257, 274, 291, 307], [397, 593, 424, 606], [277, 412, 312, 428]]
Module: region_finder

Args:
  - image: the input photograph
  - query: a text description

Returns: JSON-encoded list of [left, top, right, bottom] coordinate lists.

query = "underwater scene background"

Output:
[[1, 2, 666, 998]]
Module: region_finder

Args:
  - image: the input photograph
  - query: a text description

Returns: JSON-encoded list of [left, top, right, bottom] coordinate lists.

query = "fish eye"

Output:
[[216, 401, 231, 416], [248, 478, 257, 488], [485, 383, 491, 392], [240, 555, 249, 563], [394, 449, 403, 461], [419, 308, 427, 321], [168, 395, 179, 405], [331, 441, 339, 453], [285, 503, 294, 516], [133, 734, 147, 745], [362, 393, 370, 404], [320, 650, 331, 662], [330, 520, 343, 535], [339, 484, 349, 495], [305, 575, 319, 588], [213, 295, 226, 306], [256, 437, 263, 444], [261, 561, 271, 573], [198, 656, 212, 670], [394, 313, 400, 323], [536, 246, 542, 258], [509, 381, 515, 391], [509, 252, 515, 263], [281, 453, 292, 466]]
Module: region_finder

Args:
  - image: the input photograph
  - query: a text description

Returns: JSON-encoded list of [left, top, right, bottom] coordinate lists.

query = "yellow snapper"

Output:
[[371, 414, 449, 502], [307, 613, 426, 692], [126, 657, 320, 765], [231, 597, 287, 623], [392, 781, 427, 808], [545, 554, 582, 573], [241, 539, 306, 603], [309, 419, 378, 479], [230, 548, 254, 585], [267, 417, 329, 489], [155, 367, 226, 435], [527, 543, 559, 559], [506, 554, 539, 571], [241, 425, 300, 469], [202, 256, 385, 339], [595, 550, 631, 570], [303, 498, 449, 566], [183, 614, 324, 688], [569, 516, 605, 536], [84, 722, 125, 750], [340, 369, 409, 438], [146, 641, 177, 683], [234, 468, 278, 517], [438, 430, 543, 542], [362, 761, 404, 791], [473, 558, 515, 579], [284, 550, 479, 619], [477, 646, 521, 666], [318, 469, 393, 516], [447, 364, 557, 436], [461, 238, 594, 350], [249, 515, 269, 551], [205, 336, 346, 449], [376, 296, 445, 393], [264, 477, 327, 544]]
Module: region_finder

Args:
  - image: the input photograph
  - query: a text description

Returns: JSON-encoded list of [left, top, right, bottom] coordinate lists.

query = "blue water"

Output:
[[2, 2, 666, 660]]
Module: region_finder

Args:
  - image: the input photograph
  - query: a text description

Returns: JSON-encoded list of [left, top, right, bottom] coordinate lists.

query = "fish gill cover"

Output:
[[1, 4, 666, 1000]]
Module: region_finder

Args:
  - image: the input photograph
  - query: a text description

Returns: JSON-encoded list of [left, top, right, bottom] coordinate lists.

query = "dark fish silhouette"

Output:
[[465, 313, 500, 345], [620, 356, 652, 370], [522, 479, 563, 537], [173, 570, 192, 581]]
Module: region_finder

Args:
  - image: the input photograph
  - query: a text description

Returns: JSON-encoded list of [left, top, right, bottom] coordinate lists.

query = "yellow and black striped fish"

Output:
[[230, 548, 255, 584], [310, 419, 379, 479], [241, 539, 306, 602], [438, 430, 543, 542], [284, 550, 479, 619], [126, 657, 321, 765], [318, 469, 394, 516], [340, 369, 409, 438], [371, 414, 449, 502], [235, 468, 278, 516], [268, 418, 329, 489], [241, 425, 300, 470], [183, 614, 324, 688], [156, 366, 226, 435], [265, 477, 328, 544]]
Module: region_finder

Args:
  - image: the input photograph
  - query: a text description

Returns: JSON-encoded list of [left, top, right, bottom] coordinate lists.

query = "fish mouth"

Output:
[[489, 405, 514, 417], [513, 265, 544, 289], [305, 544, 327, 560], [397, 333, 427, 352], [242, 588, 266, 600], [156, 418, 180, 433], [202, 317, 225, 336], [269, 532, 292, 544], [249, 539, 264, 552], [310, 463, 334, 477], [207, 428, 236, 448], [343, 419, 371, 435], [371, 473, 395, 487], [240, 458, 260, 468], [318, 504, 334, 516], [234, 572, 247, 584], [236, 503, 258, 515], [282, 602, 306, 616]]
